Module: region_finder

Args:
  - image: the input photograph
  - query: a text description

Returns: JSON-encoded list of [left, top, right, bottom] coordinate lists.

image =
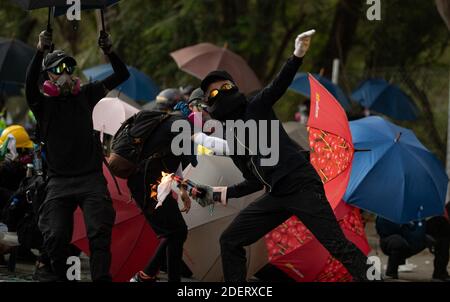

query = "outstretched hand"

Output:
[[293, 29, 316, 58]]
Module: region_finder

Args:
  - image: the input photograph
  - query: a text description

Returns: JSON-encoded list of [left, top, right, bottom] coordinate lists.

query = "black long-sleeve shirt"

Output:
[[226, 55, 321, 199], [25, 50, 130, 177]]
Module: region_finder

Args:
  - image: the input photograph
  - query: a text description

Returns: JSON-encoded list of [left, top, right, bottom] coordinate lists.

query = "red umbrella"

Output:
[[266, 74, 363, 282], [72, 164, 160, 282], [307, 74, 354, 209], [170, 43, 262, 94], [266, 201, 370, 282]]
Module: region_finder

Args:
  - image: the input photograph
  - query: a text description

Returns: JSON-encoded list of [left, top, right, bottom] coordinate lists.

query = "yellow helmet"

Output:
[[0, 125, 33, 149]]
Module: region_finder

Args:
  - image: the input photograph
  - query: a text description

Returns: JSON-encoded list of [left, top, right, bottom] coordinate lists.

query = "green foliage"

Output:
[[0, 0, 449, 161]]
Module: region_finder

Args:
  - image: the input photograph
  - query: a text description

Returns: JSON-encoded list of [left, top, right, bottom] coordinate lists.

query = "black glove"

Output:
[[194, 185, 228, 207], [37, 30, 53, 52], [98, 30, 112, 54]]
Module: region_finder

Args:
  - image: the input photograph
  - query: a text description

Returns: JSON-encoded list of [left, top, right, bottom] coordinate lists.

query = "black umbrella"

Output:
[[9, 0, 119, 32], [0, 38, 34, 95]]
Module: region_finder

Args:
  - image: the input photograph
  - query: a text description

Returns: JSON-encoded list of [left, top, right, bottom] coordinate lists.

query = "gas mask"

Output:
[[43, 73, 81, 97]]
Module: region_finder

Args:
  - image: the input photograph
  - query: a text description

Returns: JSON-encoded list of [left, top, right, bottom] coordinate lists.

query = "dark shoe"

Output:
[[129, 271, 158, 283], [33, 263, 60, 282], [385, 271, 399, 279]]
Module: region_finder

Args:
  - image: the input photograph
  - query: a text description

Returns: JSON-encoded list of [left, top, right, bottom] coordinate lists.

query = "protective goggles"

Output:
[[48, 62, 75, 75], [208, 83, 235, 102]]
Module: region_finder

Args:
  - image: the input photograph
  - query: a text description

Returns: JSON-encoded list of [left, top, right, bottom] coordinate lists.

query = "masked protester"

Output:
[[126, 102, 197, 283], [196, 30, 374, 282], [25, 30, 130, 282]]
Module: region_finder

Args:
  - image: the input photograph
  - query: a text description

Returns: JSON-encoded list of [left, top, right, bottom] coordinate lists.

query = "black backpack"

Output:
[[109, 110, 172, 179], [6, 174, 46, 250]]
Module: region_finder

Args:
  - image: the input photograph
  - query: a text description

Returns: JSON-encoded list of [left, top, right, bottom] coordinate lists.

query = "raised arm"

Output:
[[25, 50, 45, 114], [86, 32, 130, 108], [26, 30, 53, 114], [250, 29, 315, 108]]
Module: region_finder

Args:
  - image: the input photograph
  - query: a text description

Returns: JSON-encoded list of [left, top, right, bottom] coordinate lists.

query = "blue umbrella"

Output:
[[289, 73, 351, 110], [351, 78, 418, 121], [0, 82, 22, 96], [343, 116, 448, 224], [83, 64, 159, 102]]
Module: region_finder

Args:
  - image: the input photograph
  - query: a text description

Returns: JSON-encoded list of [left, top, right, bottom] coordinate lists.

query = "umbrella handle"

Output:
[[47, 7, 55, 53], [100, 9, 106, 32]]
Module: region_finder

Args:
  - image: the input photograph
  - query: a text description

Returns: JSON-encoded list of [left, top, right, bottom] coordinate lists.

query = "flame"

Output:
[[150, 172, 174, 200]]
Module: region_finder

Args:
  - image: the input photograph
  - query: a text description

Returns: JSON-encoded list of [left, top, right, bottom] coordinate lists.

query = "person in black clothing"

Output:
[[127, 111, 195, 282], [375, 217, 427, 279], [426, 203, 450, 281], [196, 30, 373, 282], [25, 30, 130, 281]]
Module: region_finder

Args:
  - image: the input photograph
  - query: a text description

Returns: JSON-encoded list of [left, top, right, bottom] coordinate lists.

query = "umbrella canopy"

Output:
[[72, 164, 160, 282], [265, 76, 364, 282], [351, 79, 418, 121], [92, 97, 139, 136], [307, 74, 354, 209], [282, 122, 310, 150], [182, 156, 267, 281], [289, 73, 351, 111], [0, 38, 34, 85], [12, 0, 116, 10], [344, 116, 448, 223], [53, 0, 119, 16], [170, 43, 262, 94], [83, 64, 159, 103], [266, 201, 370, 282]]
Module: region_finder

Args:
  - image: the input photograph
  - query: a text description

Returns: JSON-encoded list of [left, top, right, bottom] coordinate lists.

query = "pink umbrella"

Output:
[[170, 43, 262, 94]]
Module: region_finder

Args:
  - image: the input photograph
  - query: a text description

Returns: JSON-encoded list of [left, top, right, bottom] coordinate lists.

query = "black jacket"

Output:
[[227, 55, 321, 199], [25, 51, 130, 177]]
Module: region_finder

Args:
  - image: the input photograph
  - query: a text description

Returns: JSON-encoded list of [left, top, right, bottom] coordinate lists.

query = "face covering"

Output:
[[207, 87, 247, 121], [43, 73, 81, 97]]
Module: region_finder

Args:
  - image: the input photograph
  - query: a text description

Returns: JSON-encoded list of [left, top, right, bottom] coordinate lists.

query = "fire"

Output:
[[150, 172, 174, 200]]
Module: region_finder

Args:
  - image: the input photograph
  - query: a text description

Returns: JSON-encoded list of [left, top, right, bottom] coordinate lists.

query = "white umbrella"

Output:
[[181, 155, 267, 281], [92, 97, 139, 137]]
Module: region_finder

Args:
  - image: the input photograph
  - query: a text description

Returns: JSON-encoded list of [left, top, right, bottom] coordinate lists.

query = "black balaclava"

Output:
[[201, 70, 248, 121], [207, 86, 247, 121]]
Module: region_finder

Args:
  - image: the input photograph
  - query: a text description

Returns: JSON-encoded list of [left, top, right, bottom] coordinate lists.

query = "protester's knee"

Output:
[[220, 230, 237, 250]]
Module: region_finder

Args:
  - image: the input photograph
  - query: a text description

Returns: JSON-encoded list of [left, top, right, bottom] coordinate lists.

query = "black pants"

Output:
[[38, 172, 115, 282], [128, 175, 188, 282], [220, 183, 370, 281], [427, 216, 450, 278], [380, 234, 424, 276]]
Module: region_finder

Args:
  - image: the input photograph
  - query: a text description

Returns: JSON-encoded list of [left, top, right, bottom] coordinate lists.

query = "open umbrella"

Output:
[[307, 74, 354, 209], [72, 164, 160, 282], [266, 201, 370, 282], [351, 78, 418, 121], [344, 116, 448, 223], [289, 73, 351, 111], [0, 38, 34, 90], [10, 0, 119, 32], [83, 64, 159, 103], [266, 75, 364, 282], [92, 97, 139, 136], [181, 156, 267, 281], [170, 43, 262, 94]]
